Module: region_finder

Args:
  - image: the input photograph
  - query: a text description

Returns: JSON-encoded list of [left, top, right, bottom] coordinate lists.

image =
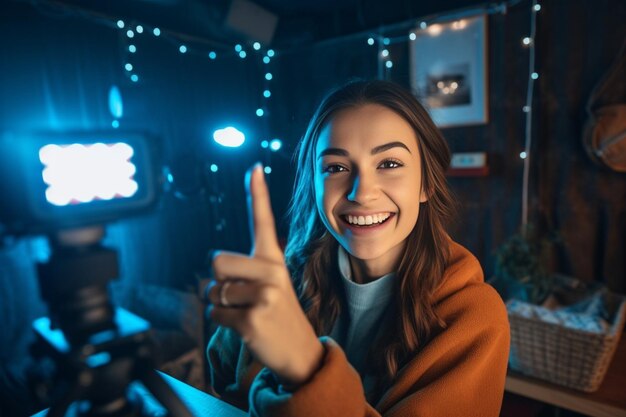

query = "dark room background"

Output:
[[1, 0, 625, 415]]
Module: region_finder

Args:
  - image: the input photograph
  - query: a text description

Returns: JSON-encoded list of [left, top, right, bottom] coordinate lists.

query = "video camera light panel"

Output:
[[0, 131, 159, 235], [39, 143, 138, 206]]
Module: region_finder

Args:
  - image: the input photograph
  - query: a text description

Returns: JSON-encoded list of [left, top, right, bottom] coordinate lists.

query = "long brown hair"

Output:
[[284, 80, 455, 388]]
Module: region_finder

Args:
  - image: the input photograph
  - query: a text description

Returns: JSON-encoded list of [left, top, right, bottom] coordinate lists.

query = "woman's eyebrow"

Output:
[[317, 141, 411, 159]]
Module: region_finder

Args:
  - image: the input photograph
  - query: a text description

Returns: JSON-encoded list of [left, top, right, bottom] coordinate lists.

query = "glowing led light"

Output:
[[136, 25, 143, 33], [40, 142, 138, 206], [153, 27, 161, 36], [239, 51, 247, 58], [112, 120, 119, 129], [131, 74, 139, 82], [427, 24, 443, 36], [381, 49, 389, 57], [522, 37, 532, 45], [263, 56, 270, 64], [419, 21, 427, 30], [129, 45, 136, 53], [209, 51, 217, 59], [367, 37, 375, 45], [256, 108, 264, 117], [263, 90, 271, 98], [264, 166, 272, 174], [523, 105, 531, 113], [210, 164, 218, 172], [261, 140, 269, 148], [386, 61, 393, 68], [117, 20, 124, 29], [267, 49, 275, 57], [520, 151, 528, 159], [108, 85, 123, 118], [235, 44, 242, 52], [269, 139, 282, 151], [253, 42, 261, 50], [125, 63, 133, 71], [451, 20, 467, 30], [213, 127, 245, 148], [383, 37, 390, 45], [179, 45, 187, 53], [533, 4, 541, 11], [409, 32, 417, 41], [126, 30, 134, 38], [531, 72, 539, 80], [265, 73, 273, 81]]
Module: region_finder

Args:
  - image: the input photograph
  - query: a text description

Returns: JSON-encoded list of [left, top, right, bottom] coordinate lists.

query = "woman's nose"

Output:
[[346, 172, 379, 203]]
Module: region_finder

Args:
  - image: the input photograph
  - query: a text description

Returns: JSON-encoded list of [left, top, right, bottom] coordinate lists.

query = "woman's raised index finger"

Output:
[[245, 163, 282, 261]]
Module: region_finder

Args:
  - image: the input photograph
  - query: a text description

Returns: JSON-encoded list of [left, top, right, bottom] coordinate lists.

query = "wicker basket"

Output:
[[508, 291, 626, 392]]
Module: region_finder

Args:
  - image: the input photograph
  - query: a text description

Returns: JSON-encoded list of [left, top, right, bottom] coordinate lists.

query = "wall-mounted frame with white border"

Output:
[[409, 15, 488, 128]]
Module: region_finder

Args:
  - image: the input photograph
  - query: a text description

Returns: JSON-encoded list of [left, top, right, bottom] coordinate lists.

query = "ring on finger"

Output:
[[219, 281, 232, 307]]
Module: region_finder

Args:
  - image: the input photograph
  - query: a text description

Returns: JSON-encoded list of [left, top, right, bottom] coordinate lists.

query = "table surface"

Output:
[[32, 372, 246, 417], [505, 335, 626, 417]]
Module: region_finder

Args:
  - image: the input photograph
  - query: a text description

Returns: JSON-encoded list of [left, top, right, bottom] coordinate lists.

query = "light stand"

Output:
[[29, 226, 194, 417]]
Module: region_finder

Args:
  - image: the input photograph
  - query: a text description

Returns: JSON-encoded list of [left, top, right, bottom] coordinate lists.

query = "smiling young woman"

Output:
[[205, 80, 510, 417]]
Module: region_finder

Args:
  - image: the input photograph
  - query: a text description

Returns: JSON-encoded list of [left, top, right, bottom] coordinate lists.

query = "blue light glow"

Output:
[[213, 127, 245, 148], [210, 164, 218, 172], [235, 44, 242, 52], [86, 352, 111, 368], [153, 27, 161, 36], [129, 45, 136, 53], [253, 42, 261, 50], [126, 30, 134, 38], [125, 63, 133, 71], [265, 73, 273, 80], [112, 120, 120, 129], [39, 143, 138, 206], [409, 32, 416, 41], [117, 20, 125, 29], [264, 166, 272, 174], [263, 90, 271, 98], [386, 61, 393, 68], [261, 140, 269, 148], [367, 37, 375, 45], [381, 49, 389, 57], [136, 25, 144, 33], [209, 51, 217, 59], [239, 51, 247, 58], [383, 37, 390, 45], [256, 108, 264, 117], [269, 139, 282, 151], [267, 49, 275, 57], [179, 45, 187, 53], [130, 74, 139, 82], [263, 56, 270, 64], [531, 72, 539, 80], [108, 85, 123, 118]]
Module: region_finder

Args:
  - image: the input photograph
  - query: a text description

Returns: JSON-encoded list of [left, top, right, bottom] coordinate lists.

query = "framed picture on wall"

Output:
[[409, 15, 488, 128]]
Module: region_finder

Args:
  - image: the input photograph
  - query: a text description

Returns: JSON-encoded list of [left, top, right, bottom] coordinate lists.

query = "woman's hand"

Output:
[[207, 163, 324, 387]]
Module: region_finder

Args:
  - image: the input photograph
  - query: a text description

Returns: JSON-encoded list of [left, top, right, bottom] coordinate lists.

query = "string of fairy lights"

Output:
[[105, 0, 540, 221]]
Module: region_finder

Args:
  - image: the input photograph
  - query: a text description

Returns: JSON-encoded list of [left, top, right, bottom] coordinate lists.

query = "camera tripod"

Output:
[[29, 226, 194, 417]]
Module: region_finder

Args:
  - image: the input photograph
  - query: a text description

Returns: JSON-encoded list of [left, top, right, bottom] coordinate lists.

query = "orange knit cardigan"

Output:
[[207, 241, 510, 417]]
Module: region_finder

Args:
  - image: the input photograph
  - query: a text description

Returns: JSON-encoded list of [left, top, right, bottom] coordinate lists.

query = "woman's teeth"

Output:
[[345, 213, 391, 226]]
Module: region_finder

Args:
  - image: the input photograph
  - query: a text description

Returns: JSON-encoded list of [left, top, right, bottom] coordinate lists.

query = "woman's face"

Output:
[[314, 103, 427, 271]]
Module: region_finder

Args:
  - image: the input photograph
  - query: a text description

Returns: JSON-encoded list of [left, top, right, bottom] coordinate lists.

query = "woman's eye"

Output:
[[379, 159, 403, 169], [322, 164, 347, 174]]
